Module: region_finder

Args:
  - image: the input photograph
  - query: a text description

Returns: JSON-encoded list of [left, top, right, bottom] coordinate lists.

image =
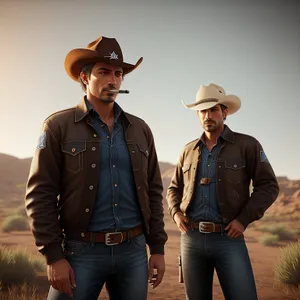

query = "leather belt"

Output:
[[190, 221, 224, 233], [65, 225, 143, 245]]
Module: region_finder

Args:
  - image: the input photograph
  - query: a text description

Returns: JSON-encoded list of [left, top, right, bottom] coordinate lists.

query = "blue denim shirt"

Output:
[[187, 137, 223, 223], [86, 100, 143, 231]]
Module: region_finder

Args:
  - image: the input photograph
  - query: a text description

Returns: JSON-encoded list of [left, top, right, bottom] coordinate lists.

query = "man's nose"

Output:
[[108, 74, 117, 85], [205, 110, 212, 119]]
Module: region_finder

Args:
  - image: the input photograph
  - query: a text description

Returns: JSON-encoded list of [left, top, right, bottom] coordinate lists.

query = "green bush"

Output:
[[1, 215, 29, 233], [259, 234, 279, 246], [275, 240, 300, 287], [0, 246, 36, 286], [257, 224, 294, 241]]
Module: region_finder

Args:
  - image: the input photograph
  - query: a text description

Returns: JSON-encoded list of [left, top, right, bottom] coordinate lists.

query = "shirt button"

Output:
[[234, 164, 237, 168], [132, 150, 135, 153], [92, 147, 96, 151], [208, 164, 210, 167], [71, 148, 76, 153], [91, 163, 96, 168], [114, 204, 118, 207], [89, 185, 94, 190], [93, 134, 97, 137], [137, 186, 141, 190], [114, 184, 118, 187], [218, 179, 222, 182], [85, 208, 90, 213], [113, 165, 116, 168], [219, 165, 221, 168], [106, 136, 110, 139], [81, 232, 85, 237]]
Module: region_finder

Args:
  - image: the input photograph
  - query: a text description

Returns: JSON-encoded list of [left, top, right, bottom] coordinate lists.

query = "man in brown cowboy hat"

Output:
[[167, 83, 279, 300], [25, 36, 167, 300]]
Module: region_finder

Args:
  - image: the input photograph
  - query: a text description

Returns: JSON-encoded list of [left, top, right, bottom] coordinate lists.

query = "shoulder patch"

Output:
[[37, 132, 46, 150], [260, 150, 269, 163]]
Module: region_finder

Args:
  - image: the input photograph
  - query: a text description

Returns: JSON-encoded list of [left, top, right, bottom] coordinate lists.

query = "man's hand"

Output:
[[148, 254, 165, 289], [174, 212, 189, 234], [225, 219, 245, 238], [47, 258, 76, 297]]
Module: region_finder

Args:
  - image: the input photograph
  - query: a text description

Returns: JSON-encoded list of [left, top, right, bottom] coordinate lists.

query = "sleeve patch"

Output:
[[37, 132, 46, 150], [260, 150, 269, 163]]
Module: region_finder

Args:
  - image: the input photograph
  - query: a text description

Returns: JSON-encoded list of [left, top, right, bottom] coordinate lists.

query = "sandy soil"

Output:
[[0, 217, 299, 300]]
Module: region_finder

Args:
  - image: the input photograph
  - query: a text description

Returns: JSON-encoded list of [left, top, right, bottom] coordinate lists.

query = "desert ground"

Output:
[[0, 156, 299, 299], [0, 213, 299, 300]]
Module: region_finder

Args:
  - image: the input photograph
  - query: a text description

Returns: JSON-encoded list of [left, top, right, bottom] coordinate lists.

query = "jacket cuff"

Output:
[[42, 243, 64, 265], [149, 244, 165, 255], [170, 207, 181, 222], [235, 213, 250, 229]]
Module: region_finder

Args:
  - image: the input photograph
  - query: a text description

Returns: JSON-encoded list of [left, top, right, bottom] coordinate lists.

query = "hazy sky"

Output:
[[1, 0, 299, 179]]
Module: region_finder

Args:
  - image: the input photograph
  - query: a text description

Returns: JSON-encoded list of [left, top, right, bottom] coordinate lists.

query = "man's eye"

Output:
[[116, 73, 122, 77], [100, 72, 108, 76]]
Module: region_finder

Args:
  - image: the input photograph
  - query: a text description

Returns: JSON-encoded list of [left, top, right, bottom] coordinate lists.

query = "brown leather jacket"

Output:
[[25, 98, 167, 264], [167, 125, 279, 228]]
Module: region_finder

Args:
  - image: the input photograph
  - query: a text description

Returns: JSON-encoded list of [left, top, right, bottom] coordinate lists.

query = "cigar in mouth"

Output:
[[108, 89, 130, 94]]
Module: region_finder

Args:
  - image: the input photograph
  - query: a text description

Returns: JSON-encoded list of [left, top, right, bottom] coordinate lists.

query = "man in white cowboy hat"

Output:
[[167, 83, 279, 300], [25, 36, 167, 300]]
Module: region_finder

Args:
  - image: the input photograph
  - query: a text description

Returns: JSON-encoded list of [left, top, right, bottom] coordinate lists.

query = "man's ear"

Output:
[[79, 71, 88, 85], [223, 108, 228, 120]]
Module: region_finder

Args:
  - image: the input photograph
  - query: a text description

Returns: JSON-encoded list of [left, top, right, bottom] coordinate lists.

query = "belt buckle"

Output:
[[199, 221, 215, 233], [105, 232, 123, 246]]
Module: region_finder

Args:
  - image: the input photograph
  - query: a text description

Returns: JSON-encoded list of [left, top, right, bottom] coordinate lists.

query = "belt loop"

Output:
[[127, 230, 132, 243], [220, 223, 224, 235], [90, 232, 96, 246]]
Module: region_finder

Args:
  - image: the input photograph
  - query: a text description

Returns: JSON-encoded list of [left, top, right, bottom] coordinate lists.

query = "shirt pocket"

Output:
[[224, 160, 246, 184], [61, 141, 86, 173]]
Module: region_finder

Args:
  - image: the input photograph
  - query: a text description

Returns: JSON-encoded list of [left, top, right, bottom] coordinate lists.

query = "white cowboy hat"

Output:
[[182, 83, 241, 115]]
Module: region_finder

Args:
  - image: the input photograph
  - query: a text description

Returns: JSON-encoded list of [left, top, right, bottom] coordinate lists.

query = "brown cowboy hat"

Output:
[[64, 36, 143, 81]]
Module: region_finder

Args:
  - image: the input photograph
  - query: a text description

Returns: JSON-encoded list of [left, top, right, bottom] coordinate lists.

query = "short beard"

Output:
[[99, 95, 115, 104]]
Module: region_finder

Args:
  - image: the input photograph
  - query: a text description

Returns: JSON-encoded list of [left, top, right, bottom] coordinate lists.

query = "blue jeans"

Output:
[[181, 230, 258, 300], [47, 234, 148, 300]]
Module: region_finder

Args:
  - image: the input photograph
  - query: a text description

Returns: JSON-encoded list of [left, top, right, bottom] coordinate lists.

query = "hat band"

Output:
[[194, 98, 219, 106]]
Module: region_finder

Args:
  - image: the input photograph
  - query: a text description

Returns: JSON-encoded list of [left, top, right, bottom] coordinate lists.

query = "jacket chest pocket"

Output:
[[182, 163, 191, 185], [61, 141, 86, 173], [224, 160, 246, 184], [137, 144, 149, 171]]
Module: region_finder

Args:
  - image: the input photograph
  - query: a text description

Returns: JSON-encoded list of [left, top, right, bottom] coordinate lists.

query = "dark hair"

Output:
[[79, 63, 96, 92], [220, 104, 228, 120]]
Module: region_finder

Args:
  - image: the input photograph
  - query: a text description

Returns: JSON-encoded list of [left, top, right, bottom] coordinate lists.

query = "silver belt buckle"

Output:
[[199, 221, 215, 233], [105, 232, 123, 245]]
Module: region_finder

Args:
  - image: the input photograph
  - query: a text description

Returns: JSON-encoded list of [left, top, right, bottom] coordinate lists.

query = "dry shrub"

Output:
[[275, 240, 300, 291], [259, 234, 279, 246], [1, 215, 29, 233], [0, 245, 45, 287]]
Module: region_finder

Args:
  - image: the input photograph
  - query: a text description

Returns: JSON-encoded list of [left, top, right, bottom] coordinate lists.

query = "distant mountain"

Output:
[[0, 153, 299, 217], [0, 154, 32, 202]]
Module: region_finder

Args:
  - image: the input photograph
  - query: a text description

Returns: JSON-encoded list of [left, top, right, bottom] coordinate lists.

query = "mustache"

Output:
[[103, 85, 117, 92], [204, 119, 216, 124]]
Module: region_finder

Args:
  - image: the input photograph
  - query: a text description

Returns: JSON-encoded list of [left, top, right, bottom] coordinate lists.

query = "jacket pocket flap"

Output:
[[225, 160, 246, 170], [182, 164, 191, 173], [137, 144, 149, 158], [62, 141, 86, 156]]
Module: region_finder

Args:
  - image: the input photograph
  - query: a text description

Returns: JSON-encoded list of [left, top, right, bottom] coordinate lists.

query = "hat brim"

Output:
[[64, 48, 143, 81], [182, 95, 241, 115]]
